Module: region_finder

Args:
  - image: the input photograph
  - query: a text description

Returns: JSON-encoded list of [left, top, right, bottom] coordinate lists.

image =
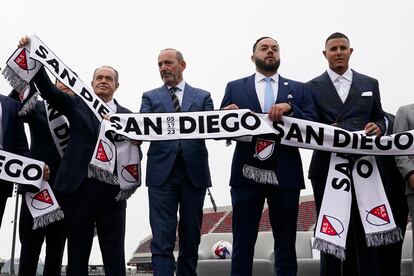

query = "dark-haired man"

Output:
[[307, 32, 386, 276], [221, 36, 317, 276]]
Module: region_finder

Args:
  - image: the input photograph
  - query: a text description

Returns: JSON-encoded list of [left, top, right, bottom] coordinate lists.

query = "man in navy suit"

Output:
[[140, 48, 213, 276], [220, 37, 318, 276], [307, 32, 386, 276], [0, 94, 28, 229]]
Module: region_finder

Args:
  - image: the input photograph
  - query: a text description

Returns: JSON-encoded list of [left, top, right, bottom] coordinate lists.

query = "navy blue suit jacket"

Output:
[[0, 95, 29, 196], [307, 70, 386, 179], [140, 84, 213, 188], [220, 74, 318, 189], [33, 69, 131, 193]]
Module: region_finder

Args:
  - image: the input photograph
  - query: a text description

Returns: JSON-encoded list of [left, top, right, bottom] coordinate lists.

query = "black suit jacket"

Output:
[[0, 95, 29, 196], [33, 69, 131, 193], [307, 70, 386, 179]]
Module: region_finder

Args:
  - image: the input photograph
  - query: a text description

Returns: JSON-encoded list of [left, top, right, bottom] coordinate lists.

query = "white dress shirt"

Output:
[[327, 68, 353, 103], [106, 99, 117, 113], [255, 72, 279, 112]]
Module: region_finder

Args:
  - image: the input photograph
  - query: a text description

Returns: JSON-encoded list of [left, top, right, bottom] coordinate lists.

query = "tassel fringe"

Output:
[[115, 187, 137, 201], [313, 237, 346, 260], [32, 208, 64, 230], [366, 227, 403, 247], [242, 164, 278, 185], [2, 66, 28, 92], [19, 91, 40, 116], [88, 164, 118, 185]]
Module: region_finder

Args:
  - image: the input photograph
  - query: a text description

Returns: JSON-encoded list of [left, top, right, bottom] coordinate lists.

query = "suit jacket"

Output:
[[33, 69, 131, 193], [307, 70, 386, 179], [140, 83, 213, 188], [0, 95, 29, 196], [220, 74, 318, 189], [394, 104, 414, 196]]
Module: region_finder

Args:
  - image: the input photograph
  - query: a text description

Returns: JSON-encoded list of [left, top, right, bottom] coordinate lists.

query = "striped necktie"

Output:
[[170, 87, 181, 112]]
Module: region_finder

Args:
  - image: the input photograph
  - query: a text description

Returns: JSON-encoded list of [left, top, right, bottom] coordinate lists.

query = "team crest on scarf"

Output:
[[121, 164, 139, 183], [14, 48, 35, 72], [30, 189, 54, 210], [320, 215, 344, 237], [254, 139, 275, 161], [366, 204, 391, 226], [95, 139, 114, 162]]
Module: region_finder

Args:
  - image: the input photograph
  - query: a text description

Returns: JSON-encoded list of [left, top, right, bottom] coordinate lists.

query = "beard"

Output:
[[255, 57, 280, 73]]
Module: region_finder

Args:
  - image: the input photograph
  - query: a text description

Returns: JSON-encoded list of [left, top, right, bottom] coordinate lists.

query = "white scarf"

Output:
[[2, 35, 140, 200]]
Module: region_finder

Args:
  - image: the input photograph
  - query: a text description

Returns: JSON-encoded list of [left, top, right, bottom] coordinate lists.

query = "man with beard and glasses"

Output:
[[220, 36, 318, 276], [140, 48, 213, 276]]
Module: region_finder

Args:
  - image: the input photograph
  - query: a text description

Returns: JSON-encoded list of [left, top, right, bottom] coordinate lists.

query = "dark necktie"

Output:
[[170, 87, 181, 112]]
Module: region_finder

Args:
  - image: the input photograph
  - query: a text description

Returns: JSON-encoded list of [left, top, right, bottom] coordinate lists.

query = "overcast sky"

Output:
[[0, 0, 413, 267]]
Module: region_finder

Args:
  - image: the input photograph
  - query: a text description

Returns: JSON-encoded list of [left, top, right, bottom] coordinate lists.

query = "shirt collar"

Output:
[[167, 80, 186, 92], [327, 68, 353, 83], [106, 99, 117, 112], [255, 72, 279, 83]]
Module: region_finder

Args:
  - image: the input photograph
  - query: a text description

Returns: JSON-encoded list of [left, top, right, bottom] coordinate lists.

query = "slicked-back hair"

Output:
[[325, 32, 350, 45], [252, 37, 277, 53], [160, 48, 185, 62], [93, 66, 119, 83]]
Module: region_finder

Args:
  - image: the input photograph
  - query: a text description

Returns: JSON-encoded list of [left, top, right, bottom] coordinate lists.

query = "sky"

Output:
[[0, 0, 413, 267]]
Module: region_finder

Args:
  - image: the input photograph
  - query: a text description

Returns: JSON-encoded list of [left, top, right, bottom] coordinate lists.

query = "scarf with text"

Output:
[[2, 35, 140, 200]]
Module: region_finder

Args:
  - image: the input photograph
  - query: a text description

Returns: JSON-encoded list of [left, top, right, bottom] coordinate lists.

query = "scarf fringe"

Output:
[[115, 187, 137, 201], [242, 164, 278, 185], [2, 65, 28, 92], [88, 164, 118, 185], [19, 91, 40, 116], [313, 237, 346, 260], [366, 227, 403, 247], [32, 207, 64, 230]]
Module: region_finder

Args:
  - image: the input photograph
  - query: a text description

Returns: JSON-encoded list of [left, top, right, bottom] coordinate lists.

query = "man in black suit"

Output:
[[10, 80, 73, 276], [307, 32, 386, 276], [0, 94, 29, 229]]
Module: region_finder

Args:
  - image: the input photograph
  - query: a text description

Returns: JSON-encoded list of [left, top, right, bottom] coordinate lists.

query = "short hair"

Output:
[[160, 48, 184, 62], [93, 66, 119, 83], [252, 37, 277, 53], [325, 32, 350, 45]]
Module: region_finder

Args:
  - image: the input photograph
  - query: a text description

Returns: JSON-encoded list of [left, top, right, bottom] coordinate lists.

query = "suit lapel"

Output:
[[316, 72, 344, 108], [0, 97, 10, 138], [276, 76, 290, 103], [246, 75, 261, 112], [181, 84, 196, 112], [156, 85, 175, 112], [343, 71, 363, 106]]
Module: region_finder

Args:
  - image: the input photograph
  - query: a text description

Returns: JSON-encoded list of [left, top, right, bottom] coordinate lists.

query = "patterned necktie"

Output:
[[263, 77, 274, 112], [170, 87, 181, 112]]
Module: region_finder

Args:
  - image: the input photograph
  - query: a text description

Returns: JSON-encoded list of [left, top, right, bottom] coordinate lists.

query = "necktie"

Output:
[[170, 87, 181, 112], [263, 77, 274, 112], [337, 76, 347, 103]]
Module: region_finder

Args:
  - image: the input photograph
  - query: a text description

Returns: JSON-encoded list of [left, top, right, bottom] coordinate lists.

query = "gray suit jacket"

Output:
[[394, 104, 414, 196]]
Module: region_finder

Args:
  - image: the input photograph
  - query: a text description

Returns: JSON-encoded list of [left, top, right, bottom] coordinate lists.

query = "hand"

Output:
[[408, 174, 414, 190], [364, 122, 382, 136], [43, 165, 50, 181], [222, 104, 239, 110], [268, 103, 291, 122], [131, 140, 142, 146], [102, 114, 110, 120], [18, 36, 31, 48]]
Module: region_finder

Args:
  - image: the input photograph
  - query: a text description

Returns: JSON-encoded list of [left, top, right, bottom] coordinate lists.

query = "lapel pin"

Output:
[[284, 82, 288, 85]]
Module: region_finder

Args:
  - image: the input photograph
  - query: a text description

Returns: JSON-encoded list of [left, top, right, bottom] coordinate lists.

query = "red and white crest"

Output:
[[121, 164, 139, 183], [254, 139, 275, 161], [14, 48, 37, 71], [30, 189, 54, 210], [366, 204, 390, 226], [95, 140, 113, 162], [320, 215, 344, 237]]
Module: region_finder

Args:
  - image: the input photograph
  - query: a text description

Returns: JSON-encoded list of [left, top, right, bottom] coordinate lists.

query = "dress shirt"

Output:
[[327, 68, 353, 103], [255, 72, 279, 112]]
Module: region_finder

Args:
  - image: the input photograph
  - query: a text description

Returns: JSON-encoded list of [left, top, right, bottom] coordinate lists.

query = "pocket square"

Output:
[[287, 94, 293, 99], [361, 91, 373, 96]]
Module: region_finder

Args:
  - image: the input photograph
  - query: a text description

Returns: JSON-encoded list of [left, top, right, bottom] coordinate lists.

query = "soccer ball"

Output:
[[211, 240, 232, 259]]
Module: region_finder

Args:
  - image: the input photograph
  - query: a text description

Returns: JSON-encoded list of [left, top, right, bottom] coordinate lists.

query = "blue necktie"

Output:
[[263, 77, 274, 112]]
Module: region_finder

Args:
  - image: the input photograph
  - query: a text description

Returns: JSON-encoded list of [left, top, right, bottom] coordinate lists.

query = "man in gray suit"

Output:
[[140, 48, 213, 276], [307, 32, 386, 276], [394, 106, 414, 275]]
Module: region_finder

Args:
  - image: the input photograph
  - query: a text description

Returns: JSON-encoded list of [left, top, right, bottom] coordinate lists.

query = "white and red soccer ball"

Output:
[[211, 240, 232, 259]]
